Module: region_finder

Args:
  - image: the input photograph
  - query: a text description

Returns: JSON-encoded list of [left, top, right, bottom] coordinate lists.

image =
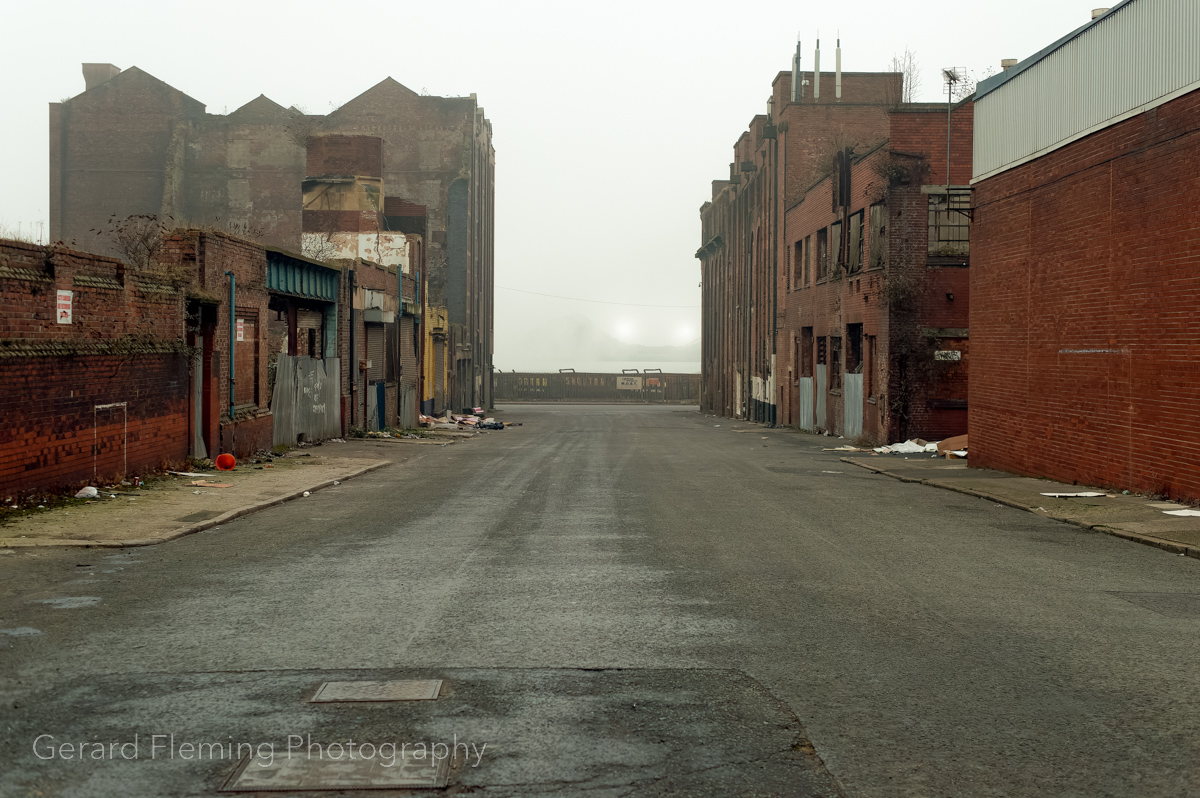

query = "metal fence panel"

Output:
[[494, 372, 700, 404], [271, 355, 342, 446]]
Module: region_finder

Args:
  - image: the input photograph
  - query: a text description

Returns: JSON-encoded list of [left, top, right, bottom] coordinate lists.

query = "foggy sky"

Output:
[[0, 0, 1095, 372]]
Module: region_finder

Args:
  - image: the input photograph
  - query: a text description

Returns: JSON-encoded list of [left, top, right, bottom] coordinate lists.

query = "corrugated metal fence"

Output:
[[494, 372, 700, 404]]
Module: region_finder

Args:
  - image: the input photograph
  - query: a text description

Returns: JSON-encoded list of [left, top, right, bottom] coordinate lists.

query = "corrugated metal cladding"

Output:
[[366, 324, 385, 382], [266, 256, 339, 302], [973, 0, 1200, 181]]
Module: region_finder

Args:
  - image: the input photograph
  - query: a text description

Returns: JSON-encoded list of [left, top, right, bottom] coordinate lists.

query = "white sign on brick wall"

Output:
[[236, 318, 245, 342], [56, 290, 72, 324]]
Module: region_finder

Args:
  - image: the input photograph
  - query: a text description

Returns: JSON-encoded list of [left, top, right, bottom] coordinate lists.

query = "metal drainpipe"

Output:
[[225, 271, 235, 422], [349, 268, 356, 427], [770, 130, 779, 427]]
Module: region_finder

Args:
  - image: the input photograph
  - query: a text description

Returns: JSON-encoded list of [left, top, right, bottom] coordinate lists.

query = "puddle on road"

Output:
[[29, 596, 101, 609], [0, 627, 43, 637]]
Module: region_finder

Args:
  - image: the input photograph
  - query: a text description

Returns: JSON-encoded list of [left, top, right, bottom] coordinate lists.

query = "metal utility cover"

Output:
[[221, 751, 449, 791], [310, 680, 442, 702]]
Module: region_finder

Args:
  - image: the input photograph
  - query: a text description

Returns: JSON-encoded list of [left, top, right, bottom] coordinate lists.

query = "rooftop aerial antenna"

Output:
[[941, 67, 965, 198]]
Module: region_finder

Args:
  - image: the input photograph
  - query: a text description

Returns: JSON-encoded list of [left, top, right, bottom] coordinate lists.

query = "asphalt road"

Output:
[[2, 405, 1199, 797]]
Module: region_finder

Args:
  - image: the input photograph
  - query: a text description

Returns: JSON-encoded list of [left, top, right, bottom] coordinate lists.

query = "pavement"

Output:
[[839, 452, 1200, 559], [3, 405, 1200, 797], [0, 433, 472, 548]]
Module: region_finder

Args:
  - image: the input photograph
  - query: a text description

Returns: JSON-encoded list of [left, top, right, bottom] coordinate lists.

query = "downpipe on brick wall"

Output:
[[225, 271, 235, 423]]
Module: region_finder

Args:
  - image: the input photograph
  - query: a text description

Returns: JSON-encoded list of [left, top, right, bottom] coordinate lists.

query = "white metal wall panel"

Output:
[[843, 374, 864, 439], [974, 0, 1200, 180], [798, 377, 814, 431]]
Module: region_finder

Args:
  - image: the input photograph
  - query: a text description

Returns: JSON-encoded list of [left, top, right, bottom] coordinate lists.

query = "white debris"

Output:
[[1040, 492, 1106, 498], [1163, 509, 1200, 517], [302, 491, 311, 497], [74, 487, 98, 499]]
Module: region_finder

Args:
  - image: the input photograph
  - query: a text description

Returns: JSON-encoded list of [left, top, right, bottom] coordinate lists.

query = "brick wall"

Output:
[[971, 87, 1200, 500], [0, 239, 189, 498], [161, 231, 274, 457]]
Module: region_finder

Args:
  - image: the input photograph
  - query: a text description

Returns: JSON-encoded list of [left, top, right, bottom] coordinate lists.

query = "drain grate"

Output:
[[310, 680, 442, 702], [221, 750, 449, 791], [1109, 592, 1200, 618]]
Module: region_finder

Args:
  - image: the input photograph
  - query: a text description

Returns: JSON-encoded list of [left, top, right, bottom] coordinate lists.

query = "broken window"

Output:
[[866, 335, 877, 397], [847, 211, 864, 273], [830, 336, 843, 388], [846, 324, 863, 374], [817, 335, 827, 366], [831, 221, 843, 269], [817, 229, 828, 280], [801, 327, 814, 377], [928, 190, 970, 256], [792, 241, 802, 291], [803, 235, 811, 286]]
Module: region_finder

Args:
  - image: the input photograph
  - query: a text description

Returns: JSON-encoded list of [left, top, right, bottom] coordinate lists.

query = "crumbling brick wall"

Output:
[[0, 240, 189, 499]]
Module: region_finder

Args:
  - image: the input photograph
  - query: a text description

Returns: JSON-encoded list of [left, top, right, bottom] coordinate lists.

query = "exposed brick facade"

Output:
[[0, 239, 189, 499], [699, 61, 973, 443], [971, 87, 1200, 500], [50, 67, 493, 415]]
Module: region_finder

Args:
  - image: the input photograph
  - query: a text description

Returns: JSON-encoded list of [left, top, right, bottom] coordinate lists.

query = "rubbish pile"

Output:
[[418, 413, 511, 432], [872, 434, 968, 459]]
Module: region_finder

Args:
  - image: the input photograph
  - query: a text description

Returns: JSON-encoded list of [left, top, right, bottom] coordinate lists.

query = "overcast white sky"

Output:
[[1, 0, 1093, 371]]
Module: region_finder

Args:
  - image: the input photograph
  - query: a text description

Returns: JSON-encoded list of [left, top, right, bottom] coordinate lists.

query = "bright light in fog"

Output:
[[676, 324, 694, 343], [613, 319, 635, 341]]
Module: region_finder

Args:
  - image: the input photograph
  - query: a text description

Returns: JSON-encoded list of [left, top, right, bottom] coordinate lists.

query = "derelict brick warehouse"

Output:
[[698, 43, 973, 444], [969, 0, 1200, 502], [49, 67, 493, 416]]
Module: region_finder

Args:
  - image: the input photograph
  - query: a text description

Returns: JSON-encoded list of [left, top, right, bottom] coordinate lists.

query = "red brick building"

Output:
[[970, 0, 1200, 499], [699, 45, 973, 443], [779, 101, 973, 442]]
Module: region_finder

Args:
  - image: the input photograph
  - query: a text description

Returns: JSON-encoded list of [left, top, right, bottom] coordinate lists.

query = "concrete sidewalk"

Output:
[[0, 441, 401, 548], [842, 454, 1200, 559]]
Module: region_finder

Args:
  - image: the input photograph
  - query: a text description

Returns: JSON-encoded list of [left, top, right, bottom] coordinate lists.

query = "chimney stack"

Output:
[[813, 38, 821, 100], [1091, 7, 1109, 19], [1001, 58, 1018, 71], [835, 37, 842, 100], [82, 63, 121, 91]]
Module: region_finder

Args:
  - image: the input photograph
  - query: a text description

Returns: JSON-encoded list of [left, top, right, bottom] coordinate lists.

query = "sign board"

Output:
[[616, 376, 642, 390], [236, 318, 245, 342], [56, 290, 72, 324], [646, 377, 661, 387], [934, 350, 962, 361]]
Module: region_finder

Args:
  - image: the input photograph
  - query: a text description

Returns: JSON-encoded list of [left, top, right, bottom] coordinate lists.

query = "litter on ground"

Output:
[[1163, 509, 1200, 517], [1040, 492, 1106, 498]]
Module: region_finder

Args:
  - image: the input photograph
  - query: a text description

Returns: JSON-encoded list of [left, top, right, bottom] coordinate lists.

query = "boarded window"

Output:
[[801, 327, 814, 377], [929, 190, 970, 255], [831, 221, 843, 268], [792, 241, 802, 290], [803, 235, 812, 285], [297, 308, 323, 358], [869, 204, 887, 269], [366, 323, 385, 381], [847, 211, 864, 273]]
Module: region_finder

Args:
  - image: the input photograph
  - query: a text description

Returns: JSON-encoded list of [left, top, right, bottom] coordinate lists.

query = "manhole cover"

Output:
[[310, 680, 442, 702], [176, 510, 222, 522], [221, 750, 449, 791], [1109, 592, 1200, 618]]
